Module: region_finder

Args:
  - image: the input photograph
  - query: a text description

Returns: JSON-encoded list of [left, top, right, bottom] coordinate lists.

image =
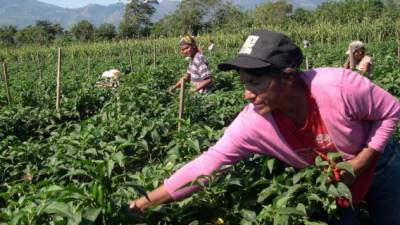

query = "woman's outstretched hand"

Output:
[[128, 184, 173, 213]]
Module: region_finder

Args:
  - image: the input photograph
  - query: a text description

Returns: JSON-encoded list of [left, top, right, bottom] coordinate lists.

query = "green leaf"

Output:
[[188, 220, 200, 225], [327, 152, 341, 162], [276, 193, 291, 208], [293, 171, 304, 184], [140, 140, 149, 152], [296, 203, 307, 215], [106, 159, 115, 178], [258, 186, 278, 203], [240, 209, 257, 222], [43, 185, 64, 193], [82, 208, 101, 222], [335, 162, 355, 176], [116, 142, 135, 151], [111, 151, 125, 167], [267, 158, 275, 174], [273, 213, 289, 225], [337, 182, 352, 200], [304, 221, 328, 225], [62, 169, 90, 179], [151, 130, 160, 144], [44, 202, 79, 224], [276, 207, 306, 216], [315, 156, 329, 167], [85, 148, 98, 156], [307, 193, 322, 203], [328, 185, 339, 197], [189, 139, 200, 153]]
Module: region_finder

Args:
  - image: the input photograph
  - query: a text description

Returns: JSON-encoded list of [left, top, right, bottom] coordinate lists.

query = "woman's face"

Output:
[[239, 69, 287, 115], [353, 49, 365, 61], [180, 44, 195, 57]]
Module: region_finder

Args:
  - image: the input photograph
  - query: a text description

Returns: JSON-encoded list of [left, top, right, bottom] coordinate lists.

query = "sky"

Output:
[[39, 0, 177, 8], [39, 0, 124, 8]]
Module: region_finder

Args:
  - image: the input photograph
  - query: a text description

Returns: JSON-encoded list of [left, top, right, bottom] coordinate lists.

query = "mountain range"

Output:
[[0, 0, 326, 29]]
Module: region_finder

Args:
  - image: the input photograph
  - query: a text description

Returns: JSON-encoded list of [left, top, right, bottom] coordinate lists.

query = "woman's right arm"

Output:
[[169, 73, 190, 92]]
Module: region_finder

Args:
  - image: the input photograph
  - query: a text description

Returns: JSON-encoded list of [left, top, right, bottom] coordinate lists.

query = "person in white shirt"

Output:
[[344, 41, 373, 76]]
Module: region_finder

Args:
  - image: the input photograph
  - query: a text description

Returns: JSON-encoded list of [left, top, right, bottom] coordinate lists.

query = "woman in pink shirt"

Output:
[[130, 30, 400, 224]]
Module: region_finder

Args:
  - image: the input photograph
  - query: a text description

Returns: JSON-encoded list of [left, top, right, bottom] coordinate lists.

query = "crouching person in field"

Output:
[[130, 30, 400, 225], [343, 41, 373, 76], [100, 69, 121, 88], [168, 36, 214, 94]]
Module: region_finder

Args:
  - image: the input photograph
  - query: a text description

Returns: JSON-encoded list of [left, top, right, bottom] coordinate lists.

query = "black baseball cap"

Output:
[[218, 30, 303, 71]]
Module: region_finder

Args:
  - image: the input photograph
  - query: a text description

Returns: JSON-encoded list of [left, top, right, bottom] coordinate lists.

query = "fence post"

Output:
[[397, 46, 400, 62], [87, 56, 91, 77], [178, 79, 185, 131], [349, 50, 355, 70], [128, 48, 133, 72], [305, 57, 309, 71], [71, 51, 76, 74], [153, 42, 156, 68], [56, 48, 62, 112], [2, 62, 11, 104]]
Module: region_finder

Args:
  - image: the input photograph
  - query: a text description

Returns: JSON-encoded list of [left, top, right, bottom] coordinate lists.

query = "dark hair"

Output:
[[239, 66, 305, 89], [239, 66, 300, 78]]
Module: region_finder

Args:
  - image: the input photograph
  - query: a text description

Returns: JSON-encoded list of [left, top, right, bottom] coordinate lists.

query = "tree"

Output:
[[315, 0, 385, 24], [0, 25, 17, 47], [251, 0, 293, 27], [118, 0, 158, 38], [151, 14, 182, 37], [176, 0, 223, 35], [16, 26, 48, 45], [35, 20, 63, 42], [70, 20, 95, 42], [95, 23, 116, 41], [13, 20, 63, 46], [209, 3, 248, 32], [290, 8, 313, 25]]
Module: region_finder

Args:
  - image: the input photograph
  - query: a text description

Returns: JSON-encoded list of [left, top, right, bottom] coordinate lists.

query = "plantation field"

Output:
[[0, 34, 399, 224]]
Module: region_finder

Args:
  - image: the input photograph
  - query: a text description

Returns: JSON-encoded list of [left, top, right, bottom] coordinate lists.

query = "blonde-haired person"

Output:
[[168, 36, 213, 94], [344, 41, 373, 76]]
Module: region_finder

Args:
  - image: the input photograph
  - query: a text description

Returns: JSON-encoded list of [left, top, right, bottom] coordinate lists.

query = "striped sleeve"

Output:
[[195, 54, 211, 79]]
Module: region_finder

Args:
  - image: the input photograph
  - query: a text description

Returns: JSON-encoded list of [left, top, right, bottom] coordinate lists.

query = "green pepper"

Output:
[[97, 185, 104, 204], [92, 181, 99, 201]]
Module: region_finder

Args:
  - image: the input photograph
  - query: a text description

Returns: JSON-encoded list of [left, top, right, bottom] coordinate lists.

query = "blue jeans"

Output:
[[330, 139, 400, 225]]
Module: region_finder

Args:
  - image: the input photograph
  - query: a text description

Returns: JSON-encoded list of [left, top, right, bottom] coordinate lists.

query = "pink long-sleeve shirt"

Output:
[[164, 68, 400, 200]]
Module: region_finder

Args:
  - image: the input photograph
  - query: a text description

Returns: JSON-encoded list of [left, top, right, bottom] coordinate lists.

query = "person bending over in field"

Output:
[[130, 30, 400, 225], [343, 40, 373, 76], [168, 36, 214, 94], [207, 39, 215, 52]]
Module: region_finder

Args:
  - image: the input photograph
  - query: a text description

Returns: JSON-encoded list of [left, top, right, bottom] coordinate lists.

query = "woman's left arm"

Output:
[[360, 63, 371, 76], [192, 78, 212, 92], [341, 146, 380, 185], [342, 70, 400, 153]]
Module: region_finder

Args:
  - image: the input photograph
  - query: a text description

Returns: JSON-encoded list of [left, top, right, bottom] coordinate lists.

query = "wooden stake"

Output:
[[2, 62, 11, 104], [128, 48, 133, 72], [178, 79, 185, 131], [153, 42, 156, 68], [397, 47, 400, 61], [349, 50, 355, 70], [87, 56, 91, 77], [305, 56, 309, 70], [71, 52, 76, 74], [56, 48, 61, 112]]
